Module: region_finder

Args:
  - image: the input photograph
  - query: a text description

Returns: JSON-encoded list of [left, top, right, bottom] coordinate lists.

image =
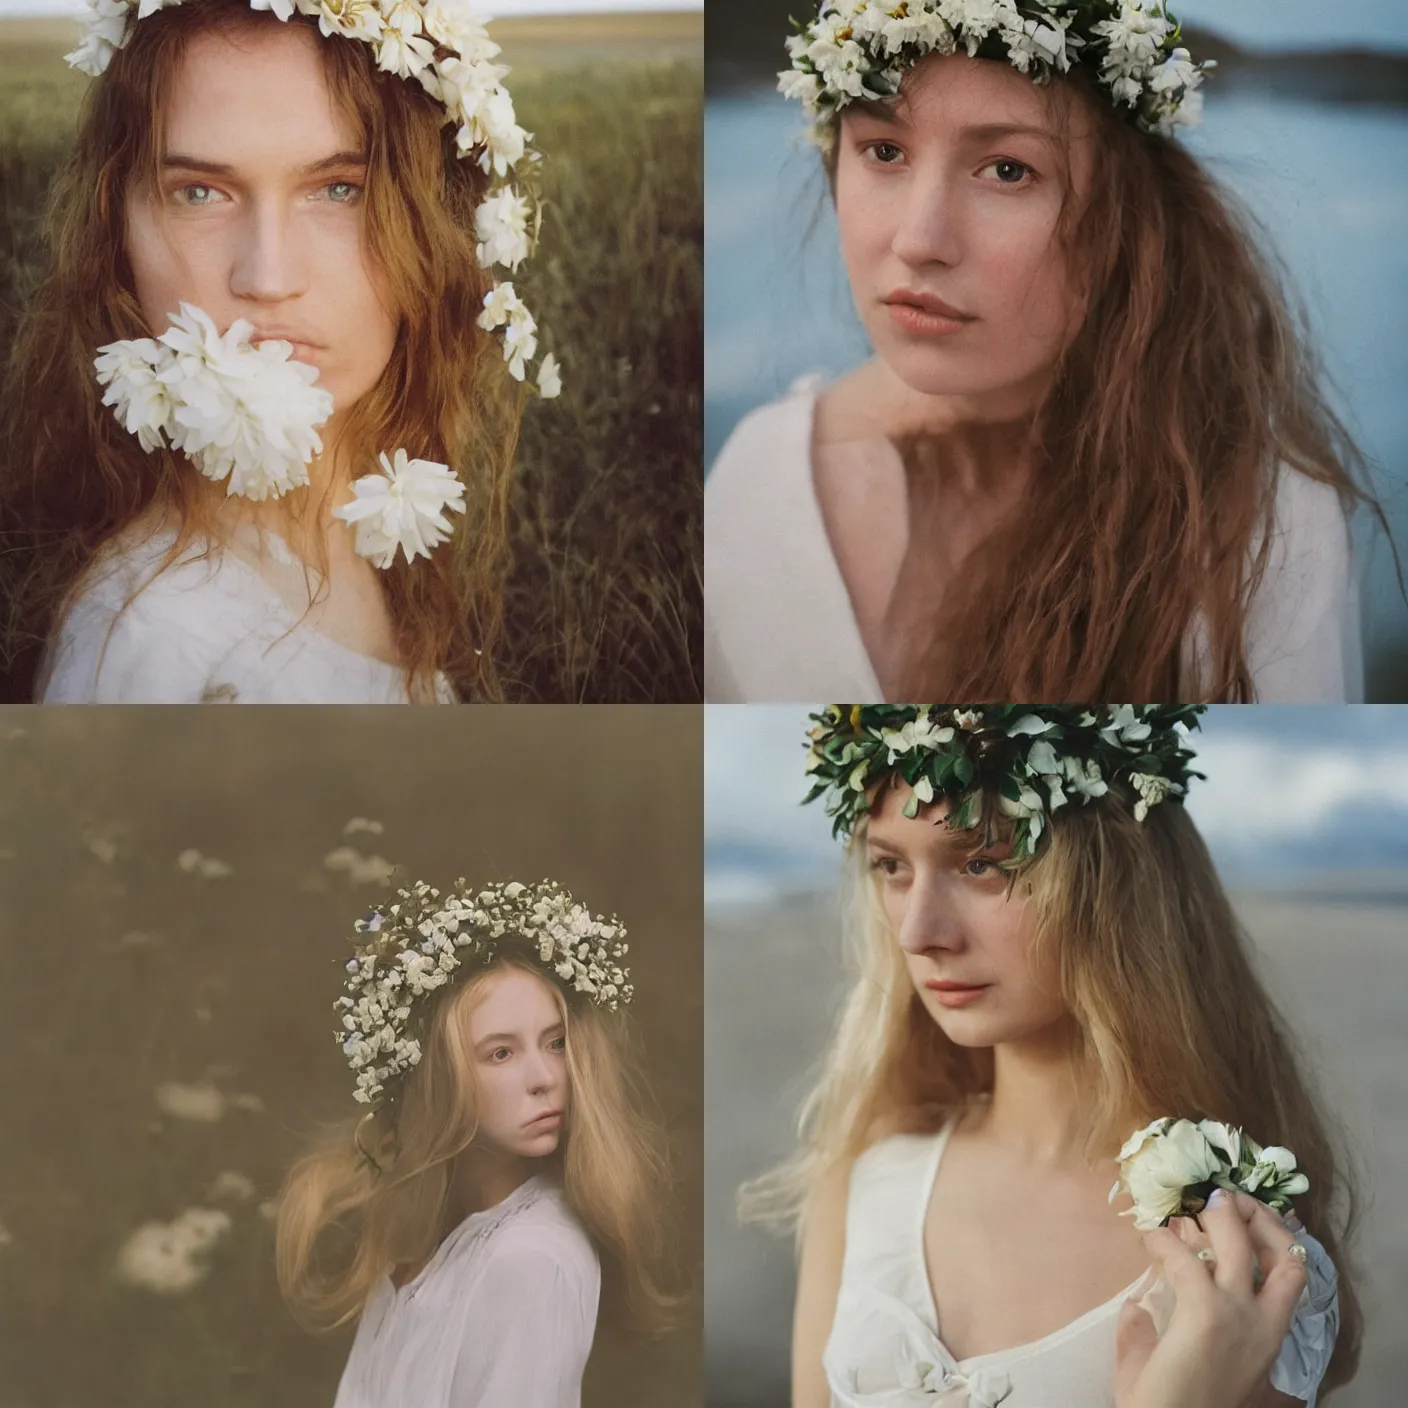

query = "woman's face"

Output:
[[865, 781, 1067, 1047], [124, 21, 399, 415], [464, 967, 570, 1159], [834, 54, 1094, 408]]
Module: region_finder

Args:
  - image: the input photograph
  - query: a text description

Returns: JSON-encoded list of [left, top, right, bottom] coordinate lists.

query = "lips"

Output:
[[884, 289, 976, 322], [926, 980, 987, 992], [524, 1109, 563, 1129]]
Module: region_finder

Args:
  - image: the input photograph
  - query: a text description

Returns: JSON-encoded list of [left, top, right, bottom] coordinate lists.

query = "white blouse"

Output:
[[335, 1176, 600, 1408], [705, 379, 1363, 703], [38, 524, 454, 704], [825, 1127, 1339, 1408]]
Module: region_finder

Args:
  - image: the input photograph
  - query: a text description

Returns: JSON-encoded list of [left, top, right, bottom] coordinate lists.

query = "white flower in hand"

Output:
[[1111, 1118, 1228, 1231], [333, 449, 467, 568]]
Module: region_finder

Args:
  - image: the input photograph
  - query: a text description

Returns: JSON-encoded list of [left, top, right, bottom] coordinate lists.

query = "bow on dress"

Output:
[[896, 1355, 1013, 1407]]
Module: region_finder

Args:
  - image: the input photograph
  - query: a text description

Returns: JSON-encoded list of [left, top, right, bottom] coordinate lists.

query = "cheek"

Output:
[[974, 208, 1074, 339]]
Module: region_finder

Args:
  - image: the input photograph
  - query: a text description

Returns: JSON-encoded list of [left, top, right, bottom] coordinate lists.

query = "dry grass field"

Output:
[[0, 12, 703, 703]]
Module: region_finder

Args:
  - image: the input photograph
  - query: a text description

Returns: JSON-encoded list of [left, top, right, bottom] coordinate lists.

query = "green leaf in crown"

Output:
[[802, 704, 1206, 860]]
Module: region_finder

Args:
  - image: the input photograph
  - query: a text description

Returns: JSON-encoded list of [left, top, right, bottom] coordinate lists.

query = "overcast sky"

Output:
[[706, 707, 1408, 897]]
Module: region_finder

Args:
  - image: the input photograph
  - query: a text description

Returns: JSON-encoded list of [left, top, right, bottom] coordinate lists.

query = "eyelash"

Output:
[[488, 1036, 567, 1062], [171, 180, 363, 206], [856, 144, 1037, 188], [868, 856, 1000, 878]]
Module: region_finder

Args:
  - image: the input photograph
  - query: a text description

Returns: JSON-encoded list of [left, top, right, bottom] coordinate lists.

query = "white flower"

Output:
[[474, 188, 533, 272], [313, 0, 385, 43], [115, 1208, 231, 1295], [1101, 704, 1153, 745], [502, 302, 539, 382], [97, 304, 333, 500], [64, 0, 131, 76], [1128, 771, 1181, 822], [1113, 1117, 1229, 1231], [332, 449, 468, 569], [1196, 1119, 1242, 1168], [94, 338, 173, 453], [1243, 1144, 1310, 1199], [536, 352, 562, 400], [878, 717, 955, 761], [252, 0, 299, 19], [1062, 755, 1108, 801]]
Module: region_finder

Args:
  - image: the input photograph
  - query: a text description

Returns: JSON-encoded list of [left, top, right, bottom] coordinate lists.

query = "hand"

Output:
[[1114, 1189, 1308, 1408]]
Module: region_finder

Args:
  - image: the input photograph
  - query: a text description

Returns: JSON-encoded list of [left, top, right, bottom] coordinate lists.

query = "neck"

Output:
[[448, 1144, 538, 1222], [974, 1016, 1096, 1167], [869, 359, 1044, 501]]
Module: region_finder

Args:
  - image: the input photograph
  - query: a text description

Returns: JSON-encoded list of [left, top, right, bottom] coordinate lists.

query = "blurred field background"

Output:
[[705, 0, 1408, 700], [0, 705, 703, 1408], [0, 10, 703, 703], [705, 705, 1408, 1407]]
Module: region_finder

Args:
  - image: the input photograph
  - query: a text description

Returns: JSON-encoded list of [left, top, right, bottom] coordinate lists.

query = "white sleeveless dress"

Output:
[[334, 1176, 600, 1408], [824, 1126, 1340, 1407], [705, 378, 1363, 703], [38, 524, 455, 704]]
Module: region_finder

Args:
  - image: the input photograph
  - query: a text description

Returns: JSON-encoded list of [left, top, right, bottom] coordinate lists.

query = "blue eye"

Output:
[[982, 159, 1033, 185], [176, 184, 220, 206], [325, 181, 362, 203]]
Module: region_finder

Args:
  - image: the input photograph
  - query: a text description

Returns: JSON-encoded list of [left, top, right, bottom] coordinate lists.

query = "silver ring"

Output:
[[1196, 1248, 1217, 1265], [1288, 1242, 1308, 1264]]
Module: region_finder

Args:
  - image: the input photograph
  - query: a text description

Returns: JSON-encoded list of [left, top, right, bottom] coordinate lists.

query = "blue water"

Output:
[[704, 88, 1408, 694]]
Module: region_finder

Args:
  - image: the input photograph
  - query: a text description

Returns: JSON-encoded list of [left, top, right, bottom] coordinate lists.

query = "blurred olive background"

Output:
[[0, 705, 702, 1408]]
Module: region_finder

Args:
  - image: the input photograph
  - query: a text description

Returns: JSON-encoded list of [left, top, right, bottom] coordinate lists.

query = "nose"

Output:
[[895, 876, 968, 957], [889, 165, 965, 271], [228, 200, 308, 306], [524, 1048, 558, 1098]]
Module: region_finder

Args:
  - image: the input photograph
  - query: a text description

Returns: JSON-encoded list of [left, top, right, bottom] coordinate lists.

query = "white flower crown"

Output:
[[781, 0, 1214, 140], [337, 877, 633, 1108], [67, 0, 560, 393]]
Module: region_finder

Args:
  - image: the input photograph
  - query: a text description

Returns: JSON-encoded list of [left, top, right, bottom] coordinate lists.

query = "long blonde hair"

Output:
[[277, 954, 677, 1332], [743, 788, 1363, 1394]]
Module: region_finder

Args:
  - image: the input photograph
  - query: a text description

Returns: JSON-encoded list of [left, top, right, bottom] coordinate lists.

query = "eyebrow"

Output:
[[848, 108, 1055, 145], [476, 1022, 566, 1047], [161, 150, 368, 177]]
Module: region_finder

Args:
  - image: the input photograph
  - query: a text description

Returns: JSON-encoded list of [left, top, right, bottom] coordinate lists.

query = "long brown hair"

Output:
[[742, 789, 1363, 1395], [0, 0, 521, 700], [832, 64, 1389, 702], [277, 955, 679, 1332]]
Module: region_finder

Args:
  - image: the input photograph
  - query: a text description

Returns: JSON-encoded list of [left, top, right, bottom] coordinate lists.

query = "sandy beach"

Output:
[[706, 889, 1408, 1407]]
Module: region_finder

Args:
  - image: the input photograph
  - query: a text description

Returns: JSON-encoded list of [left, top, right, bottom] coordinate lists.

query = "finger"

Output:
[[1114, 1297, 1158, 1397], [1200, 1188, 1256, 1294], [1243, 1197, 1300, 1286], [1256, 1245, 1311, 1334], [1143, 1224, 1219, 1306]]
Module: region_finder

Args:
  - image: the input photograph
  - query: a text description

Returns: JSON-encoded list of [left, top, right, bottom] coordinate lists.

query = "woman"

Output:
[[743, 705, 1353, 1406], [705, 1, 1387, 703], [277, 878, 675, 1406], [1, 0, 557, 703]]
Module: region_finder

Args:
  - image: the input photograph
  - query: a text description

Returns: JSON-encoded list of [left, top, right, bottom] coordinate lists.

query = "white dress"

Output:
[[38, 524, 455, 704], [824, 1127, 1340, 1408], [334, 1176, 600, 1408], [705, 379, 1364, 703]]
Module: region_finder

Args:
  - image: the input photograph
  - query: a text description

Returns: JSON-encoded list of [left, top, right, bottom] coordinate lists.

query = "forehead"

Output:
[[849, 51, 1064, 138], [464, 967, 562, 1039], [161, 22, 360, 161]]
